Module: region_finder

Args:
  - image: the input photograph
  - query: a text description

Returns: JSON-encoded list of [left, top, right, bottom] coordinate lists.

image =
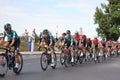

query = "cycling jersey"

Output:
[[92, 39, 99, 48], [3, 30, 20, 52], [106, 41, 113, 48], [101, 39, 106, 47], [43, 34, 55, 46], [81, 38, 87, 47], [3, 30, 20, 41], [86, 39, 92, 48], [73, 34, 82, 45], [64, 35, 74, 47]]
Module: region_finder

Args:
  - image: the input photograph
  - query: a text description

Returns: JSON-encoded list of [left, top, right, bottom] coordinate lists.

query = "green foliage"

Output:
[[94, 0, 120, 41]]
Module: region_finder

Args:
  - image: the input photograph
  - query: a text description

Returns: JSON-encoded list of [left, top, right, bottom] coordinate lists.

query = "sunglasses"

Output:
[[67, 32, 70, 34], [5, 29, 8, 31]]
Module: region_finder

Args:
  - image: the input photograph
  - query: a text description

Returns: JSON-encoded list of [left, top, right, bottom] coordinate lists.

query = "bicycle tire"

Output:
[[60, 52, 64, 65], [64, 51, 71, 67], [79, 51, 83, 64], [40, 53, 48, 71], [13, 53, 23, 74], [0, 53, 8, 77], [51, 53, 57, 69]]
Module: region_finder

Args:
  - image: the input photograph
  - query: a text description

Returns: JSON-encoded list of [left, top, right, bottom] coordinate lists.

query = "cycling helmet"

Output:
[[83, 35, 86, 38], [43, 29, 49, 34], [62, 33, 66, 36], [4, 23, 11, 30], [94, 36, 97, 39], [66, 30, 71, 34], [75, 31, 79, 34]]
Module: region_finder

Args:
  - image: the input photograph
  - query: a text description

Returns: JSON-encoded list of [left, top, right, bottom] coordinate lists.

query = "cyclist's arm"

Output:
[[62, 37, 66, 46], [49, 41, 53, 47], [0, 38, 4, 45], [70, 36, 73, 46], [38, 38, 44, 48], [0, 32, 6, 45], [70, 41, 73, 46], [9, 39, 15, 47]]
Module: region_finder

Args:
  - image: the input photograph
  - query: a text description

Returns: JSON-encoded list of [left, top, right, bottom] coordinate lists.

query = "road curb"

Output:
[[21, 51, 61, 55]]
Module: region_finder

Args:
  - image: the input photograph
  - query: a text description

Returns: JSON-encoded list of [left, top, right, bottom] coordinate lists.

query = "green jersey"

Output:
[[4, 30, 20, 41], [44, 34, 54, 46]]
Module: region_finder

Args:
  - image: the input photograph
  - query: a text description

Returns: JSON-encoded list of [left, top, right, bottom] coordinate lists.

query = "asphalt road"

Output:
[[0, 54, 120, 80]]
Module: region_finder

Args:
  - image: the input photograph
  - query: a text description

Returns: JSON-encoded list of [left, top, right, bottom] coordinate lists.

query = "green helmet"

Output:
[[43, 29, 49, 34], [66, 30, 71, 34], [4, 23, 11, 30]]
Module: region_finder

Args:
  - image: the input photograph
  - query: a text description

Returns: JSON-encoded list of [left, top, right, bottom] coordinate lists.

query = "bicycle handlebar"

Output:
[[0, 47, 8, 50], [0, 47, 13, 52]]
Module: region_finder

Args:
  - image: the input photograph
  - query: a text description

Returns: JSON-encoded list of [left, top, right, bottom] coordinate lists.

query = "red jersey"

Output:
[[92, 39, 99, 46], [73, 34, 82, 45], [73, 34, 82, 41]]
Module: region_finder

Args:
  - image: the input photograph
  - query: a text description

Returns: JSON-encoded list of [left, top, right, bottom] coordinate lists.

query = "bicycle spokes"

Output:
[[0, 54, 8, 77]]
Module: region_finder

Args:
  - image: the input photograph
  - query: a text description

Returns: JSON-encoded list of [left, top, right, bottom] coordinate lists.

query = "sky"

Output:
[[0, 0, 108, 38]]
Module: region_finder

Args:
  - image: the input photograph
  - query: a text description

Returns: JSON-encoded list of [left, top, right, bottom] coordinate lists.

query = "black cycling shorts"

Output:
[[8, 38, 20, 52]]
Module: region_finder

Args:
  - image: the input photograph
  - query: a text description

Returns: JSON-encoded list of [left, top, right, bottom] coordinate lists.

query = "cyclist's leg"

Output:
[[78, 46, 84, 57], [70, 45, 76, 63], [85, 47, 91, 60], [107, 46, 111, 56], [14, 39, 20, 68], [93, 46, 97, 61], [3, 42, 10, 53], [50, 46, 55, 66]]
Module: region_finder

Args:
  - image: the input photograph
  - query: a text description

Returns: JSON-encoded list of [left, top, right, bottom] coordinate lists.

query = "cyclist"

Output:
[[92, 37, 99, 61], [73, 32, 85, 58], [116, 41, 119, 53], [118, 41, 120, 53], [101, 38, 106, 48], [37, 29, 55, 67], [62, 30, 75, 63], [100, 38, 106, 57], [81, 35, 87, 60], [0, 23, 20, 69], [106, 39, 113, 56], [111, 41, 117, 55], [73, 31, 82, 47], [85, 38, 92, 60], [58, 33, 66, 48]]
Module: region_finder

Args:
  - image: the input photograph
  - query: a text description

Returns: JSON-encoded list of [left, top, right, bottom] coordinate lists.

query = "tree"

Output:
[[94, 0, 120, 41]]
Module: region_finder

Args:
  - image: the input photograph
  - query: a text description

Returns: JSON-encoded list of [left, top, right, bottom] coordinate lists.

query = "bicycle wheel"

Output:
[[60, 52, 65, 65], [79, 51, 83, 64], [51, 53, 57, 69], [40, 53, 48, 71], [97, 53, 103, 63], [13, 53, 23, 74], [64, 51, 71, 67], [74, 52, 79, 64], [0, 53, 8, 77]]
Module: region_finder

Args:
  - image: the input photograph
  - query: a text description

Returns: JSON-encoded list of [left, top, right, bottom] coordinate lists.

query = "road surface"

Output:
[[0, 54, 120, 80]]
